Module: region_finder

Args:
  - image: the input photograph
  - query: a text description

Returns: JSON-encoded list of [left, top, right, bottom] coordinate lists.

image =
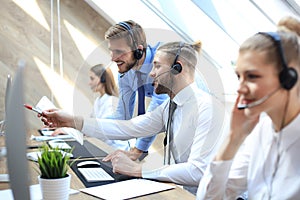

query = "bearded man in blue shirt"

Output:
[[104, 20, 168, 160]]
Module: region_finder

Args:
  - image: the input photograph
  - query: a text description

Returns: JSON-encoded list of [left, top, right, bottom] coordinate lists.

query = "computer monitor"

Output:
[[5, 61, 30, 199], [0, 74, 12, 135]]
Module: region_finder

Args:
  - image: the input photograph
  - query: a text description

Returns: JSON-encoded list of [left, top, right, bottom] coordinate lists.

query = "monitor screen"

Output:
[[5, 61, 30, 199]]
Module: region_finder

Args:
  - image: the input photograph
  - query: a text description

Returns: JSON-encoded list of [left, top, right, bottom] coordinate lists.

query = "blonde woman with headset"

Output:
[[197, 21, 300, 199]]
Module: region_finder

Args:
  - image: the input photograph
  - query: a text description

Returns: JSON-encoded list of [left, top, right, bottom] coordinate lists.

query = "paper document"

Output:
[[48, 140, 72, 149], [39, 129, 55, 136], [35, 96, 84, 145], [27, 150, 73, 162], [61, 127, 84, 145], [34, 128, 83, 145], [35, 96, 57, 111], [31, 134, 74, 141], [79, 178, 176, 199]]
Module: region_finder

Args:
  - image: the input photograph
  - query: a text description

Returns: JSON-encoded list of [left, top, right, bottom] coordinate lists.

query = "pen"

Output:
[[24, 104, 43, 115]]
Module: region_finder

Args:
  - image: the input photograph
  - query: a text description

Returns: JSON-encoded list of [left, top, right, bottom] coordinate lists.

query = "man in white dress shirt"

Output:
[[40, 41, 228, 194]]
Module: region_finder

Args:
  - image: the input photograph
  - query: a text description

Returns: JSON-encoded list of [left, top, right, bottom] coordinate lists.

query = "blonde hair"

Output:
[[239, 31, 300, 75], [157, 41, 202, 72], [277, 16, 300, 37], [105, 20, 147, 51]]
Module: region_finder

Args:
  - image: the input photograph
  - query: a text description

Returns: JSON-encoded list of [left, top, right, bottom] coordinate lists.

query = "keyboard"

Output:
[[78, 168, 114, 182]]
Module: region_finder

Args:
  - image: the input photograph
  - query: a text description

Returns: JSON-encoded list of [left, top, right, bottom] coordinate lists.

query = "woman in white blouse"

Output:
[[88, 64, 129, 150], [88, 64, 119, 119], [197, 26, 300, 199]]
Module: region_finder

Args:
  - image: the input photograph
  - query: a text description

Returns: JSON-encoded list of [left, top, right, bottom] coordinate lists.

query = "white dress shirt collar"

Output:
[[172, 83, 198, 107]]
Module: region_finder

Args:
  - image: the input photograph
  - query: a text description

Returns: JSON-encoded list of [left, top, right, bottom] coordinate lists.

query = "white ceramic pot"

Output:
[[38, 174, 71, 200]]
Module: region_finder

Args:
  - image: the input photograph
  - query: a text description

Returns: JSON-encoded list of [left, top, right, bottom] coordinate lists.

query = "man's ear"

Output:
[[137, 44, 144, 50]]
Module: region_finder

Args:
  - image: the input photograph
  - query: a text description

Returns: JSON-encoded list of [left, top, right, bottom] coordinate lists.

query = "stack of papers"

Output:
[[80, 179, 176, 199], [32, 128, 84, 145]]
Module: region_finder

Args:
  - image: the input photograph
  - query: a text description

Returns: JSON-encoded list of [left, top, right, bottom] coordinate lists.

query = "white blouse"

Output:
[[91, 94, 118, 119], [197, 113, 300, 200]]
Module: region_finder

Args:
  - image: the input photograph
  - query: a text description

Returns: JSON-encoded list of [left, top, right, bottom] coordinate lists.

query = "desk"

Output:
[[0, 130, 195, 199]]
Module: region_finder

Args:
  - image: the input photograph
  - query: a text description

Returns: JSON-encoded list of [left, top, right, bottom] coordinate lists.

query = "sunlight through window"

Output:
[[64, 20, 99, 60], [12, 0, 50, 31], [33, 56, 92, 116]]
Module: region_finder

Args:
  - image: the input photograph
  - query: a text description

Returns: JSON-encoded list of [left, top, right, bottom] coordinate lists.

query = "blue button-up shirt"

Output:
[[113, 43, 168, 151]]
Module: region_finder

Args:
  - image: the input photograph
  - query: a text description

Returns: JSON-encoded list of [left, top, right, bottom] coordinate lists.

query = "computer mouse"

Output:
[[77, 160, 101, 168]]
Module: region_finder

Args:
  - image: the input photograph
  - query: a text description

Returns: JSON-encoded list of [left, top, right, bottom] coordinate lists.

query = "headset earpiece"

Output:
[[279, 67, 298, 90], [171, 42, 184, 75], [258, 32, 298, 90], [171, 62, 182, 75], [118, 21, 143, 60], [100, 71, 106, 83], [134, 48, 143, 60]]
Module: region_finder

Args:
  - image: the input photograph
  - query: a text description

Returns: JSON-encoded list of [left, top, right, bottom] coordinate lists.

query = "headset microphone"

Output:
[[155, 70, 172, 79], [151, 70, 172, 86], [237, 87, 281, 110]]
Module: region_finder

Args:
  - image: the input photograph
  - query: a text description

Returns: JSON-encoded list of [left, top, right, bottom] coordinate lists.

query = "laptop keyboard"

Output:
[[78, 168, 114, 182]]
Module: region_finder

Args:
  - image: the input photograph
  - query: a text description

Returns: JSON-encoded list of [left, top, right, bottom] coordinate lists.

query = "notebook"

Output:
[[80, 178, 176, 200]]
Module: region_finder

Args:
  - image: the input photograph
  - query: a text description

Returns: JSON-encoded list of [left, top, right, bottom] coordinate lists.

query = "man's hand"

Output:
[[104, 151, 142, 177], [103, 147, 144, 162], [39, 109, 83, 130]]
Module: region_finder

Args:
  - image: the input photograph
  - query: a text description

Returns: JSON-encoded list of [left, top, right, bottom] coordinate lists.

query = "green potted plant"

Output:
[[37, 144, 74, 200]]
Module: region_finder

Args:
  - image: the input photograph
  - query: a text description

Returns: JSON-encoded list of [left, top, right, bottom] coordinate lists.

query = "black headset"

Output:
[[118, 21, 143, 60], [258, 32, 298, 90], [100, 70, 106, 83], [170, 42, 184, 75]]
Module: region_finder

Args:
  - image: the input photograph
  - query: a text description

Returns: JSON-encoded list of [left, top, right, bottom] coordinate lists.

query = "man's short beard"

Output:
[[155, 83, 171, 95], [125, 59, 138, 72]]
